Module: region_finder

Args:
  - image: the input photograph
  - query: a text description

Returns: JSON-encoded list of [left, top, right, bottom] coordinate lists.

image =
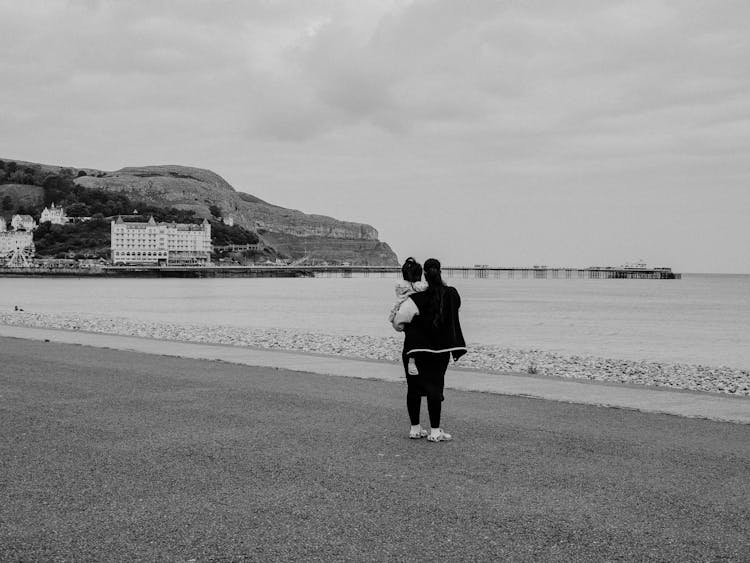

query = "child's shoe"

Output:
[[407, 358, 418, 376]]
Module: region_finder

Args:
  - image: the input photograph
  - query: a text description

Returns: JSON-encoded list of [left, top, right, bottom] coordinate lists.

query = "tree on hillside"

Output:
[[1, 195, 12, 211], [38, 174, 135, 217], [129, 202, 198, 224], [66, 202, 91, 217], [1, 164, 46, 187], [8, 170, 30, 184], [43, 174, 75, 206], [210, 221, 259, 246], [27, 164, 45, 185], [209, 204, 222, 218], [34, 219, 111, 258]]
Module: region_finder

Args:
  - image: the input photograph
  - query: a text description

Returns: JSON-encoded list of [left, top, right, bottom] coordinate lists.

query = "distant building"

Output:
[[0, 217, 6, 232], [11, 214, 36, 231], [40, 203, 68, 225], [621, 260, 648, 269], [78, 258, 106, 268], [110, 216, 212, 265], [222, 216, 234, 227]]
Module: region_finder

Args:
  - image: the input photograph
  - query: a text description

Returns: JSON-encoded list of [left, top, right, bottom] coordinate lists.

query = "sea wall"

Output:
[[1, 311, 748, 396]]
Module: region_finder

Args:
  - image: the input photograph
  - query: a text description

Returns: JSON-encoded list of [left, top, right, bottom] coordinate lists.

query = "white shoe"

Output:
[[427, 429, 452, 442], [409, 427, 428, 439], [407, 360, 418, 376]]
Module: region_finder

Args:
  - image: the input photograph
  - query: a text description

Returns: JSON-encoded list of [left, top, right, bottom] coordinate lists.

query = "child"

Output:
[[389, 257, 427, 376]]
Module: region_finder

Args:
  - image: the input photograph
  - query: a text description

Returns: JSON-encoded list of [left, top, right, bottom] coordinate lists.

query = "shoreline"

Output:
[[1, 311, 748, 397], [0, 266, 314, 278]]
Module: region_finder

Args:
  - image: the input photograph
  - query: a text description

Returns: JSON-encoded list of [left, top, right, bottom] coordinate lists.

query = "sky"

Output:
[[1, 0, 748, 273]]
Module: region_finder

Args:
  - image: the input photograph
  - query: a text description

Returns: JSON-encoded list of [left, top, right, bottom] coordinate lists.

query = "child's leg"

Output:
[[402, 351, 410, 377]]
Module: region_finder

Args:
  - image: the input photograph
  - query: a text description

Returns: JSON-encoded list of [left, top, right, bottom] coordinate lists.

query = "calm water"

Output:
[[1, 274, 748, 369]]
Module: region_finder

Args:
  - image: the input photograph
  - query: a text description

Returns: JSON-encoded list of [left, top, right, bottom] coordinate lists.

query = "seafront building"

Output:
[[40, 203, 68, 225], [11, 214, 37, 231], [0, 217, 6, 232], [110, 216, 212, 265]]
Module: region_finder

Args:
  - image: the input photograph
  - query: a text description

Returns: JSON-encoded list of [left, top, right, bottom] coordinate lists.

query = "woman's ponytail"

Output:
[[423, 258, 446, 327]]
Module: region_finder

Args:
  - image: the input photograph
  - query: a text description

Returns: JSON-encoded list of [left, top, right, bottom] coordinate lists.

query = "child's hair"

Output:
[[401, 257, 423, 283]]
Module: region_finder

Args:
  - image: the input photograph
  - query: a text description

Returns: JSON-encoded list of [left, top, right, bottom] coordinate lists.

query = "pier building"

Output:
[[110, 216, 212, 266]]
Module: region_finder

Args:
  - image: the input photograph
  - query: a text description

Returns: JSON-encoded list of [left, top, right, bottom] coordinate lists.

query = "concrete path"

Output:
[[2, 324, 748, 424]]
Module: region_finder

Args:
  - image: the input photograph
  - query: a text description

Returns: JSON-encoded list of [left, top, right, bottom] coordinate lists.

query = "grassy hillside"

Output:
[[0, 184, 45, 216]]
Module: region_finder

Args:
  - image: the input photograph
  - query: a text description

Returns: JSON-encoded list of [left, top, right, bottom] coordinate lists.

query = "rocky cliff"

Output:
[[12, 161, 398, 265]]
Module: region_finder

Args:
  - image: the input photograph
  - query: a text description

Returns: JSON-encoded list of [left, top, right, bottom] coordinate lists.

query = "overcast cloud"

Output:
[[1, 0, 748, 272]]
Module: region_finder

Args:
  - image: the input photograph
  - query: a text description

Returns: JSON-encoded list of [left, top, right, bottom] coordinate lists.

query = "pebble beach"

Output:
[[2, 310, 748, 397]]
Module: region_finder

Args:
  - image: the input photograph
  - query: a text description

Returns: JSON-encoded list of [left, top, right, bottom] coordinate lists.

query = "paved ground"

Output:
[[2, 325, 749, 424], [1, 337, 749, 562]]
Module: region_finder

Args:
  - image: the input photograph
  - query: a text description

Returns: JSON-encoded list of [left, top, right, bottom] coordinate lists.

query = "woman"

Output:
[[392, 258, 466, 442]]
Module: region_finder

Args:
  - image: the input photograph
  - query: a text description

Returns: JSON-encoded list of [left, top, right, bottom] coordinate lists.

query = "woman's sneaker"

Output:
[[427, 429, 452, 442], [409, 426, 428, 439]]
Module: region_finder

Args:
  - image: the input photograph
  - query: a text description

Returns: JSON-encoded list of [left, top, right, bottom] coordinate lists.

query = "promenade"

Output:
[[1, 331, 749, 560], [2, 325, 749, 424]]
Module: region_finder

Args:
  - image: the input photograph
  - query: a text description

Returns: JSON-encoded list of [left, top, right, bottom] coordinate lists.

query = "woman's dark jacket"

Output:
[[394, 285, 467, 361]]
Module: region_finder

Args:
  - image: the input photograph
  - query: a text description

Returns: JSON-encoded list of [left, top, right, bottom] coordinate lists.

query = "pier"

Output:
[[299, 266, 681, 280], [92, 265, 680, 279]]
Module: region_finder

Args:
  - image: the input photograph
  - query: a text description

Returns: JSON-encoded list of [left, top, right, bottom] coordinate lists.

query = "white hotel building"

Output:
[[110, 216, 212, 265]]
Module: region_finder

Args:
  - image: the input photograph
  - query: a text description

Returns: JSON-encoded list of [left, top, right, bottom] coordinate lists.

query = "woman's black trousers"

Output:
[[406, 352, 450, 428]]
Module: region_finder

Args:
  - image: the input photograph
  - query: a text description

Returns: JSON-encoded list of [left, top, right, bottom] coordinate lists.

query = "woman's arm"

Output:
[[452, 286, 461, 308], [391, 297, 419, 332]]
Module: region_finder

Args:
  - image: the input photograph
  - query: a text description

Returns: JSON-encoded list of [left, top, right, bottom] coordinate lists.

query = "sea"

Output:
[[1, 273, 748, 370]]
